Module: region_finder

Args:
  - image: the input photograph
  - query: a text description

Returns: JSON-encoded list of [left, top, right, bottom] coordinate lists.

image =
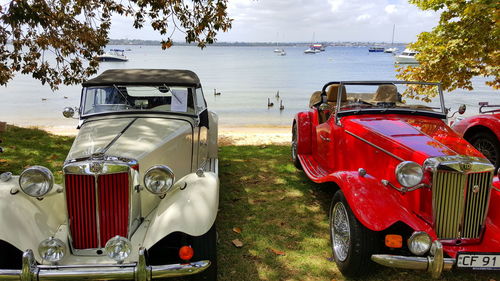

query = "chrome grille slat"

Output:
[[432, 170, 492, 239]]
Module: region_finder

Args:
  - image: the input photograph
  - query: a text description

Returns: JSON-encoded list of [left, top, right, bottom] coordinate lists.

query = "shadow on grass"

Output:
[[218, 145, 500, 281]]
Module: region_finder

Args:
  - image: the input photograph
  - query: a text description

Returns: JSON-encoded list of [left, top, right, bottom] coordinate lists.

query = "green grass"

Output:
[[0, 126, 498, 280], [0, 125, 74, 183]]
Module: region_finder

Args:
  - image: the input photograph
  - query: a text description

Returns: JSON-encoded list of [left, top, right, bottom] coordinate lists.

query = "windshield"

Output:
[[82, 85, 196, 116], [331, 82, 445, 117]]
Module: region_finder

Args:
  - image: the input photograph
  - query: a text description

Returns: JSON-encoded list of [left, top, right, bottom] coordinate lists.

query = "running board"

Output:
[[298, 155, 330, 182]]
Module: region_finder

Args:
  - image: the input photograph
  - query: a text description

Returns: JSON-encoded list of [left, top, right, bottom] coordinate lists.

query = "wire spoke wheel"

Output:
[[474, 138, 497, 164], [331, 201, 351, 262]]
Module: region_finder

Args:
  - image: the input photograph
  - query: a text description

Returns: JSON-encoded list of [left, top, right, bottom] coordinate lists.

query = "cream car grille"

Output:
[[432, 171, 492, 239]]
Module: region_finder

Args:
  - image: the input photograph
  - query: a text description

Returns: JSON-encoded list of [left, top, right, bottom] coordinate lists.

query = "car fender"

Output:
[[143, 171, 219, 249], [295, 112, 313, 154], [328, 171, 434, 235], [0, 176, 66, 255], [208, 110, 218, 159]]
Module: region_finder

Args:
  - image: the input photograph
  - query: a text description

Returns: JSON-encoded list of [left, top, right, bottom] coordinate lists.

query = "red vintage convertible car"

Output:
[[292, 81, 500, 278], [451, 102, 499, 172]]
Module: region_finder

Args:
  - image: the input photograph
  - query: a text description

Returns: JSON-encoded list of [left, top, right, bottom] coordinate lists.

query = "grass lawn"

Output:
[[0, 126, 498, 280]]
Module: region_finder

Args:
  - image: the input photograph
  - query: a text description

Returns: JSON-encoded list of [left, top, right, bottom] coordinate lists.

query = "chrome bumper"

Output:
[[0, 248, 210, 281], [371, 241, 454, 279]]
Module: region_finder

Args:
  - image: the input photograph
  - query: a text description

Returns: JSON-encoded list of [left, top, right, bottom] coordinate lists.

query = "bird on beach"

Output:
[[267, 98, 274, 107], [275, 90, 280, 99], [280, 100, 284, 111], [214, 89, 221, 96]]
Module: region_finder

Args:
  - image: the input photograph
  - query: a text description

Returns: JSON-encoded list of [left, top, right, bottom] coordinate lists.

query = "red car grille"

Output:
[[65, 173, 129, 249]]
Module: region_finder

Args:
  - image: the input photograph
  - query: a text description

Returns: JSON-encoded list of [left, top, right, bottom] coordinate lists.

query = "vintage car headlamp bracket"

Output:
[[381, 180, 429, 194], [143, 165, 175, 195], [19, 166, 54, 198]]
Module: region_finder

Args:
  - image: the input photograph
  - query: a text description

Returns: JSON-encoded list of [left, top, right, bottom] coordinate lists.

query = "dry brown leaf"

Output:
[[269, 248, 285, 256], [232, 227, 242, 234], [232, 239, 243, 248]]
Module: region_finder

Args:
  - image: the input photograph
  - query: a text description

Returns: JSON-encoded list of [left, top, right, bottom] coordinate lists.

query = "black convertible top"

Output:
[[82, 69, 201, 87]]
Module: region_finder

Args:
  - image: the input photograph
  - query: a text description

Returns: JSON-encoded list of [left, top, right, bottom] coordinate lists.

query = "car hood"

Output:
[[344, 115, 483, 162], [66, 117, 193, 162]]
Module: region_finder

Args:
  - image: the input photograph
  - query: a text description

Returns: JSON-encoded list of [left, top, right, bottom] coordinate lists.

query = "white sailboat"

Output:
[[384, 25, 398, 53]]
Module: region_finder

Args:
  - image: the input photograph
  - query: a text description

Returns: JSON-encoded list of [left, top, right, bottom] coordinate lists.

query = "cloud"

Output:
[[109, 0, 440, 43]]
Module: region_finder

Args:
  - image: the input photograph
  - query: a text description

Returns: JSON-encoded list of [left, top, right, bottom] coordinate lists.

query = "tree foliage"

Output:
[[0, 0, 232, 90], [398, 0, 499, 92]]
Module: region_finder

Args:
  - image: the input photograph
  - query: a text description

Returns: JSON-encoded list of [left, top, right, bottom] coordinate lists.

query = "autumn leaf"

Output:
[[232, 239, 243, 248], [232, 227, 242, 234], [269, 248, 285, 256]]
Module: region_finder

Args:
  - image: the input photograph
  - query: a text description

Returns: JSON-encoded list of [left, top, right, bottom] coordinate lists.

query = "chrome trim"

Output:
[[395, 161, 424, 188], [381, 179, 429, 194], [424, 155, 494, 174], [143, 165, 175, 195], [319, 135, 331, 142], [345, 130, 405, 162], [358, 168, 366, 177], [371, 241, 454, 279], [63, 158, 139, 255], [18, 166, 54, 198], [425, 155, 494, 240], [0, 248, 210, 281]]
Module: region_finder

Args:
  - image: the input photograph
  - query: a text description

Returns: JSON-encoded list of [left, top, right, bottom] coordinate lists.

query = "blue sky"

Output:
[[109, 0, 440, 43]]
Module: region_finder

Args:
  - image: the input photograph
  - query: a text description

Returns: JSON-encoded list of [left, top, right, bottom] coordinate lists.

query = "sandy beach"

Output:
[[34, 124, 292, 146]]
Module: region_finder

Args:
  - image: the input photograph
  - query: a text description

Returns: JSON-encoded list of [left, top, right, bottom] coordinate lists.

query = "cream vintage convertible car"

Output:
[[0, 69, 219, 280]]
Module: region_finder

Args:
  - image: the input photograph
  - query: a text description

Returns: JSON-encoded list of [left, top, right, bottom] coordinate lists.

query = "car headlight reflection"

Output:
[[38, 237, 65, 263], [144, 165, 175, 195], [105, 236, 132, 263], [395, 161, 423, 188], [408, 231, 432, 256], [19, 166, 54, 197]]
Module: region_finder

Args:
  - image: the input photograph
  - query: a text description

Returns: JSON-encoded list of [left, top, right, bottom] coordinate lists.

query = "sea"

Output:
[[0, 45, 498, 130]]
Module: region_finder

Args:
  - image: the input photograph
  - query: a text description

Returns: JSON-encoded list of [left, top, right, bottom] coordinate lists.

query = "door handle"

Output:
[[320, 135, 331, 142]]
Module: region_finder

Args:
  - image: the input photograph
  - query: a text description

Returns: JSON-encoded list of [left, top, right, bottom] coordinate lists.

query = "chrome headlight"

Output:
[[395, 161, 423, 188], [38, 237, 66, 263], [144, 165, 175, 195], [19, 166, 54, 197], [105, 236, 131, 263], [408, 231, 431, 256]]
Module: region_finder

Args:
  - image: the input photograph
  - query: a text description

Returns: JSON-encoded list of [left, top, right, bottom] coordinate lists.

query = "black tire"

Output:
[[329, 190, 379, 278], [190, 224, 217, 281], [468, 131, 500, 172], [291, 122, 302, 170]]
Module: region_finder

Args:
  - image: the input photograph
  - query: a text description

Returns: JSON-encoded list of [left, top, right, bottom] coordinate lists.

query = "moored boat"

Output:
[[395, 48, 418, 64], [96, 49, 128, 62]]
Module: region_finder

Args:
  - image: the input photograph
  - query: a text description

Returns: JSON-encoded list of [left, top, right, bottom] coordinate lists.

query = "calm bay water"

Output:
[[0, 45, 497, 128]]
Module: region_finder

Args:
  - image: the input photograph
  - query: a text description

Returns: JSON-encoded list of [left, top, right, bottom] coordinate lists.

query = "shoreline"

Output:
[[15, 124, 292, 146]]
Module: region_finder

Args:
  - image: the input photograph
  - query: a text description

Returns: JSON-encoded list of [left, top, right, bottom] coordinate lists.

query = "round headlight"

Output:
[[19, 166, 54, 197], [38, 237, 65, 263], [408, 231, 432, 256], [105, 236, 132, 263], [395, 161, 423, 188], [144, 165, 175, 195]]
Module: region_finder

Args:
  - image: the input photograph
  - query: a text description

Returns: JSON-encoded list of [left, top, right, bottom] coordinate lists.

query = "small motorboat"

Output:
[[96, 49, 128, 62], [395, 48, 418, 64]]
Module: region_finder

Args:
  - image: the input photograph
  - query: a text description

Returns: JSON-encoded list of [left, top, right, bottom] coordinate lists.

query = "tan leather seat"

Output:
[[326, 84, 347, 104], [309, 91, 322, 108], [372, 84, 398, 103]]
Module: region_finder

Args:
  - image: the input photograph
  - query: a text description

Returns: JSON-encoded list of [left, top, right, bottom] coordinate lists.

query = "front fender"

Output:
[[295, 112, 313, 155], [0, 176, 66, 258], [143, 172, 219, 249], [327, 171, 434, 236]]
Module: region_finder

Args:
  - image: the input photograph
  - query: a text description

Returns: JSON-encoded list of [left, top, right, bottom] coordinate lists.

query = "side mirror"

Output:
[[458, 104, 466, 115], [63, 107, 77, 118]]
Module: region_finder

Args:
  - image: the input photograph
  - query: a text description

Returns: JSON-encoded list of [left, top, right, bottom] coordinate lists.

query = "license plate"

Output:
[[457, 253, 500, 269]]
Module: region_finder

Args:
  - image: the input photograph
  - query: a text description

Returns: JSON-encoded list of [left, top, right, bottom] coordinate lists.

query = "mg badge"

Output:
[[473, 185, 480, 194], [90, 162, 102, 173], [460, 162, 472, 171]]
